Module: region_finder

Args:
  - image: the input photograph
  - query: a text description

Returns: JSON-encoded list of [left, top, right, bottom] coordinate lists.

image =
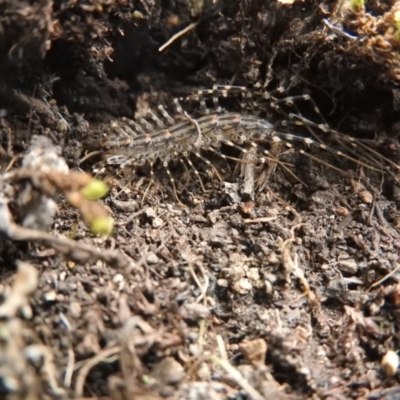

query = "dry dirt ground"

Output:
[[1, 1, 400, 399]]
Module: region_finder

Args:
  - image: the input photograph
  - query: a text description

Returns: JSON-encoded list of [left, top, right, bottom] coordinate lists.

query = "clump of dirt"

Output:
[[1, 1, 400, 399]]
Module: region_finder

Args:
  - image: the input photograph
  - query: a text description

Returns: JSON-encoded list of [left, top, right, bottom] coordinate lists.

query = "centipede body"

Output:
[[82, 85, 400, 202]]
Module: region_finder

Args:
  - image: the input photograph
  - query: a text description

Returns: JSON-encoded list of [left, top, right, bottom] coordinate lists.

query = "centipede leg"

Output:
[[193, 151, 223, 182], [183, 154, 208, 193], [282, 113, 400, 179], [158, 105, 176, 126], [163, 161, 184, 205], [141, 160, 155, 206]]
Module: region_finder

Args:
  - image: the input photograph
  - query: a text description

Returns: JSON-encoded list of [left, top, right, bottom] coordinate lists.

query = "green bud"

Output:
[[394, 10, 400, 41], [81, 179, 109, 200], [350, 0, 365, 12], [90, 216, 114, 236]]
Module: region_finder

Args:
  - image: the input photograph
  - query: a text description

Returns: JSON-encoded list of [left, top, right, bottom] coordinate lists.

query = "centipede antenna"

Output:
[[352, 139, 400, 172], [266, 90, 394, 175], [228, 84, 389, 174], [280, 116, 388, 172], [269, 131, 384, 173]]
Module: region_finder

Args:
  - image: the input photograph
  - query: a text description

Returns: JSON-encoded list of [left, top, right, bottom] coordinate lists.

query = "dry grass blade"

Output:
[[210, 355, 266, 400], [0, 261, 65, 398]]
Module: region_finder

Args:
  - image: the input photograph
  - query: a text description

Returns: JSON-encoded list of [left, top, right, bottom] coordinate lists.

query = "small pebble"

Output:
[[56, 294, 65, 302], [67, 261, 76, 269], [382, 350, 399, 376], [113, 273, 124, 283], [133, 10, 145, 19], [112, 273, 125, 291], [196, 362, 211, 380], [69, 302, 82, 318], [151, 357, 185, 385], [189, 343, 200, 357], [217, 279, 229, 287], [267, 253, 280, 265], [247, 267, 260, 282], [146, 252, 159, 264], [338, 258, 358, 275], [179, 302, 210, 322], [335, 206, 350, 216], [59, 271, 67, 281], [187, 332, 198, 342], [358, 190, 373, 204], [152, 217, 163, 228], [43, 290, 57, 303], [145, 207, 157, 219], [232, 278, 253, 294]]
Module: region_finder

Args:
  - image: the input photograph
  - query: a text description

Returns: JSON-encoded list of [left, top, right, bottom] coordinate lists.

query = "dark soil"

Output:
[[1, 1, 400, 399]]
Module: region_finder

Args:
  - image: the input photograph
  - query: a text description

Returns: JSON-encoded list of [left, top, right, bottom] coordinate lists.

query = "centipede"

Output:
[[81, 85, 400, 202]]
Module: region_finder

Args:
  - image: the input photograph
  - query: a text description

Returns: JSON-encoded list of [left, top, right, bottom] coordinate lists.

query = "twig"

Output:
[[74, 346, 121, 398], [210, 355, 266, 400], [322, 19, 358, 40], [243, 217, 277, 224], [159, 22, 198, 52], [216, 335, 228, 360], [0, 198, 130, 268], [369, 263, 400, 291]]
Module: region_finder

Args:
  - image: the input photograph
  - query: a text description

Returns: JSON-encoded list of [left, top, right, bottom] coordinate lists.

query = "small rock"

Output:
[[146, 252, 159, 265], [217, 279, 229, 287], [267, 253, 280, 265], [247, 267, 260, 282], [196, 362, 211, 380], [151, 357, 185, 385], [187, 332, 198, 342], [338, 258, 358, 275], [144, 207, 157, 219], [67, 261, 75, 269], [59, 271, 67, 281], [232, 278, 253, 294], [113, 273, 124, 283], [381, 350, 399, 376], [43, 290, 57, 303], [112, 273, 125, 291], [358, 190, 373, 204], [152, 217, 163, 228], [335, 206, 350, 216], [239, 338, 267, 366], [69, 302, 82, 318], [179, 302, 210, 322], [189, 343, 200, 357]]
